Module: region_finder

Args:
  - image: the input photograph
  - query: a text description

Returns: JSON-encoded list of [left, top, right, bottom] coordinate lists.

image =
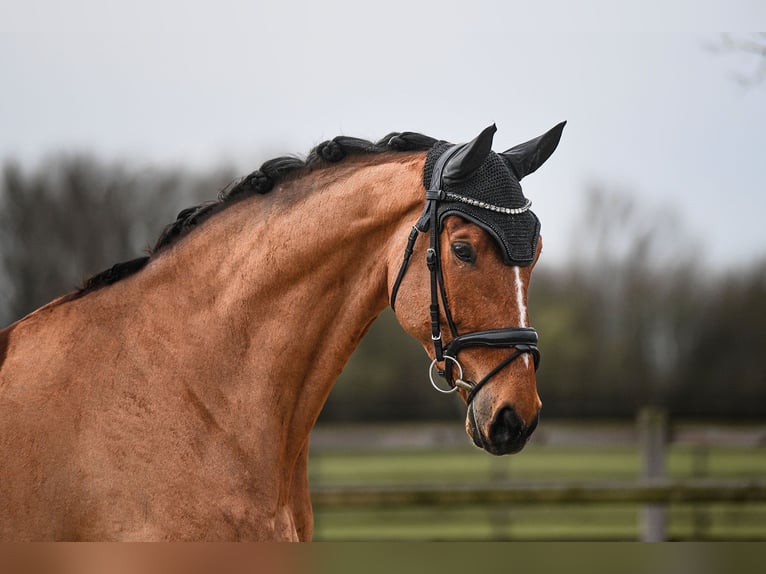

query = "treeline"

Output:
[[0, 156, 235, 322], [328, 188, 766, 421], [2, 158, 764, 420]]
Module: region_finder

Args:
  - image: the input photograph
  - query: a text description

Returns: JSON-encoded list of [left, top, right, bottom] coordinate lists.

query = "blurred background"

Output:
[[1, 1, 764, 540]]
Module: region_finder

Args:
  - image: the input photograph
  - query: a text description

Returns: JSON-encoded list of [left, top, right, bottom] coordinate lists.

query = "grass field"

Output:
[[308, 442, 766, 541]]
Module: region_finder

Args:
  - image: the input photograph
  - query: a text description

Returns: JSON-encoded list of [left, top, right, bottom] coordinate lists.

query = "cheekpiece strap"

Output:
[[425, 190, 447, 201], [392, 144, 462, 308]]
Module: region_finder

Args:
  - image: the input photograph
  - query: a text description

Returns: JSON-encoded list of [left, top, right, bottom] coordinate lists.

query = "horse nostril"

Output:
[[489, 406, 525, 452]]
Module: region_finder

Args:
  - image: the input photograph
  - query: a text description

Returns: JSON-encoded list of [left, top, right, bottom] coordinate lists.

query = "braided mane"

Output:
[[76, 131, 438, 297]]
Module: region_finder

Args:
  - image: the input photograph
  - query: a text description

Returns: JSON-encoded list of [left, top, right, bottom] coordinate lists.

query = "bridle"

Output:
[[390, 144, 541, 404]]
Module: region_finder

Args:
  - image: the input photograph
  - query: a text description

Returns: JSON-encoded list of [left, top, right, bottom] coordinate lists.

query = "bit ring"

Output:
[[428, 355, 463, 394]]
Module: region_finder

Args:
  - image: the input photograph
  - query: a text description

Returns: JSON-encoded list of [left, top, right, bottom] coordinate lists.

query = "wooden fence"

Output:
[[309, 409, 766, 541], [312, 478, 766, 507]]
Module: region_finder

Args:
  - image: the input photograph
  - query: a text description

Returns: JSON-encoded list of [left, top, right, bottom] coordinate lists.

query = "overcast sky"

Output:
[[2, 1, 765, 270]]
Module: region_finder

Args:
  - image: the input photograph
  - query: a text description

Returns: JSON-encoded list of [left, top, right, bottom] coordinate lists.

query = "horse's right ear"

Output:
[[501, 121, 566, 181], [443, 124, 497, 183]]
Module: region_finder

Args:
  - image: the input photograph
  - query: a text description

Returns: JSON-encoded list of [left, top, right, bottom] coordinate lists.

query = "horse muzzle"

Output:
[[468, 403, 539, 455]]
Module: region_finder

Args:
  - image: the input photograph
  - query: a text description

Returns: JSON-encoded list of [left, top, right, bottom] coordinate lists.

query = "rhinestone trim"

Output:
[[444, 193, 532, 215]]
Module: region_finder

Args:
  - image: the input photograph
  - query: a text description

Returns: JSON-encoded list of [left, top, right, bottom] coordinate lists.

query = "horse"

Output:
[[0, 122, 565, 540]]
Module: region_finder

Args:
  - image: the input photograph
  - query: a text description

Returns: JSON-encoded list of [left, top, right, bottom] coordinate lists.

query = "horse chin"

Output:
[[466, 402, 486, 450]]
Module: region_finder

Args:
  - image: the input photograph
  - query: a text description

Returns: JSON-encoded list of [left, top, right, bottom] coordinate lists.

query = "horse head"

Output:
[[390, 122, 565, 455]]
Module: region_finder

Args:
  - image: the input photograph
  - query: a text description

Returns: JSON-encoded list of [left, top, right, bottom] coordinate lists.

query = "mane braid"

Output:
[[74, 131, 439, 298]]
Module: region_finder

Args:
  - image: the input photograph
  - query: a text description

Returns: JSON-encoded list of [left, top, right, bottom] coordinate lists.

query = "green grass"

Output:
[[310, 445, 766, 485], [308, 443, 766, 540], [313, 504, 766, 541]]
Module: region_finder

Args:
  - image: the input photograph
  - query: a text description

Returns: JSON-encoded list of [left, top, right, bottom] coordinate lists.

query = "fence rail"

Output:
[[310, 419, 766, 452], [312, 478, 766, 508]]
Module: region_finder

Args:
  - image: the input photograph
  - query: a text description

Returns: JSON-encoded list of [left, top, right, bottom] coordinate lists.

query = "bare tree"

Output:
[[710, 32, 766, 87]]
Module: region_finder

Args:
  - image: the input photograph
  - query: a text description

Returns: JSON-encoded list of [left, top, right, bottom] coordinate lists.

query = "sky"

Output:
[[1, 1, 765, 270]]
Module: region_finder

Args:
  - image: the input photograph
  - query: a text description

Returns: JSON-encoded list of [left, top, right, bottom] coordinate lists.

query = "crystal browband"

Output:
[[445, 193, 532, 215]]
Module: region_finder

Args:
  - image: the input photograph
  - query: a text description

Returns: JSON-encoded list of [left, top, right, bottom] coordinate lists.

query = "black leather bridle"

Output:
[[390, 145, 540, 404]]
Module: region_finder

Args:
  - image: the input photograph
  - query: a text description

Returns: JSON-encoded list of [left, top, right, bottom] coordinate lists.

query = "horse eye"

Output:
[[451, 242, 476, 263]]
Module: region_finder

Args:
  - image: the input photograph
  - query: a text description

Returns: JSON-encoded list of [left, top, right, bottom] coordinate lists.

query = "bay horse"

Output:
[[0, 122, 565, 541]]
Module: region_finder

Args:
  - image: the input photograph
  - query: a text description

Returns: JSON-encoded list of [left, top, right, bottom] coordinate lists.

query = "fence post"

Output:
[[489, 456, 513, 539], [638, 407, 668, 541]]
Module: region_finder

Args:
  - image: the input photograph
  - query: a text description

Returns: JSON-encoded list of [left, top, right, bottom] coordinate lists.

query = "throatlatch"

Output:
[[391, 122, 566, 403]]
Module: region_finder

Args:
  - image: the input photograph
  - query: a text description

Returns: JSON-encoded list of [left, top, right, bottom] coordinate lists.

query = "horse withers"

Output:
[[0, 122, 564, 540]]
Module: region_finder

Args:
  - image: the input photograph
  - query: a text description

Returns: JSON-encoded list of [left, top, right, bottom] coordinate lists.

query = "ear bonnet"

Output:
[[421, 122, 565, 266]]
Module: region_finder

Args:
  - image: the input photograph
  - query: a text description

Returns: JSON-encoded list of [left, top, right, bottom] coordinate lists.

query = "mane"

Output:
[[76, 131, 439, 297]]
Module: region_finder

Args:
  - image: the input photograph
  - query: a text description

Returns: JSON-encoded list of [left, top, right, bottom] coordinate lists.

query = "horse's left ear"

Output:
[[501, 121, 566, 181]]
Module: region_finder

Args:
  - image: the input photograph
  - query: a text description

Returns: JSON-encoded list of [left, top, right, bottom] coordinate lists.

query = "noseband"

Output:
[[390, 145, 540, 404]]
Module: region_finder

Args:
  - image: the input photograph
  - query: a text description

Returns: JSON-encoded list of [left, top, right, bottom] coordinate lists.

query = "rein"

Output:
[[391, 145, 540, 404]]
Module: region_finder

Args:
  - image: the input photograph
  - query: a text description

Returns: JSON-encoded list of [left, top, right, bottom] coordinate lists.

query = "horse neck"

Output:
[[133, 154, 425, 457]]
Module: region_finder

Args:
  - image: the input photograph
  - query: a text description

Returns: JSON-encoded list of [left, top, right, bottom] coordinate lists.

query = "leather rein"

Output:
[[390, 145, 540, 404]]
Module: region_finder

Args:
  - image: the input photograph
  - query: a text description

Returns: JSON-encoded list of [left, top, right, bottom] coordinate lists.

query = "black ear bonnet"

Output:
[[423, 143, 541, 266]]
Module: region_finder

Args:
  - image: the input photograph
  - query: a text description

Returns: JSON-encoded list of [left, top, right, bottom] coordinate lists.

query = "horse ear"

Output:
[[501, 121, 566, 181], [443, 124, 497, 182]]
